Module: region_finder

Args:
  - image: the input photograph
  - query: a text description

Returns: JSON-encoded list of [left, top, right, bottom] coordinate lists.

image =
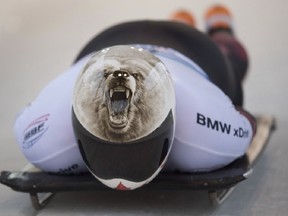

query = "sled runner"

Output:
[[0, 115, 275, 210]]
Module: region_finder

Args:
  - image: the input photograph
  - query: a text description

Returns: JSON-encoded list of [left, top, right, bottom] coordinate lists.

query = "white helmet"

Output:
[[72, 45, 176, 190]]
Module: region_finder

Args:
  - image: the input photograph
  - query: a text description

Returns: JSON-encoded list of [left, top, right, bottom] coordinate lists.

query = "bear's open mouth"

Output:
[[107, 85, 132, 129]]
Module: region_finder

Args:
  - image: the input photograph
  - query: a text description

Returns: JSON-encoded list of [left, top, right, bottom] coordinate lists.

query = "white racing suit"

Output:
[[14, 45, 254, 174]]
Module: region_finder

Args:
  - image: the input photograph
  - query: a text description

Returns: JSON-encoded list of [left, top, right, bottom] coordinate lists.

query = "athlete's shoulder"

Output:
[[135, 44, 209, 79]]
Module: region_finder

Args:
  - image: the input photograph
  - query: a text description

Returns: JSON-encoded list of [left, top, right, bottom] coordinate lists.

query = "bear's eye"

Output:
[[103, 72, 109, 79], [132, 73, 138, 79]]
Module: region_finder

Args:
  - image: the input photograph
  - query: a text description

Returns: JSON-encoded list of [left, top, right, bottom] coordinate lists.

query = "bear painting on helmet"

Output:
[[72, 45, 176, 190]]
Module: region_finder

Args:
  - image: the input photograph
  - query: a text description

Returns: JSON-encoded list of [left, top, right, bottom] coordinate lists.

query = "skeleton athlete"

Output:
[[14, 5, 256, 189]]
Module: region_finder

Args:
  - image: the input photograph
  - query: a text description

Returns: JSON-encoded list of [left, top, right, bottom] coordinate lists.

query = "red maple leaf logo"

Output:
[[115, 182, 131, 191]]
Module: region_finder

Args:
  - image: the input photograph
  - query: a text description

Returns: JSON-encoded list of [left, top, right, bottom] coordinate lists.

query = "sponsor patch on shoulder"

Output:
[[22, 114, 50, 149]]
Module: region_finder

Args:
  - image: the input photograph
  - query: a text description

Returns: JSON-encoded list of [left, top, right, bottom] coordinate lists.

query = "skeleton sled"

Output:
[[0, 115, 275, 210]]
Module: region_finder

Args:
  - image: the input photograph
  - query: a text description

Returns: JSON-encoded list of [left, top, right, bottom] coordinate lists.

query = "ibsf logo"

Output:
[[22, 114, 50, 149]]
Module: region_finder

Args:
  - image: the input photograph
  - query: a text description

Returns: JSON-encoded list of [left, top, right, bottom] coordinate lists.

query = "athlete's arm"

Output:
[[13, 58, 89, 174], [148, 45, 255, 172]]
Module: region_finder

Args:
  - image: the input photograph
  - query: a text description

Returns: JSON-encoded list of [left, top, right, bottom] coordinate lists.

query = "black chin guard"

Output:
[[72, 109, 174, 182]]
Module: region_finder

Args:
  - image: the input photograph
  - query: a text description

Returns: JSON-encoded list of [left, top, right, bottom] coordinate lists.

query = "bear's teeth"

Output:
[[110, 89, 113, 98], [126, 89, 130, 99], [109, 87, 130, 99], [114, 86, 125, 92]]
